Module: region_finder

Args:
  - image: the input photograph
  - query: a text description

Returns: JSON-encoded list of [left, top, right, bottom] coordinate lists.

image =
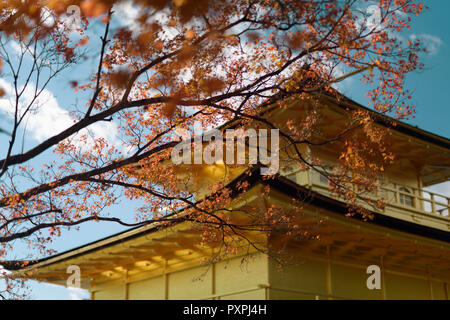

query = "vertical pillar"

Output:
[[326, 246, 333, 299], [90, 279, 96, 300], [307, 168, 312, 188], [417, 171, 424, 211], [124, 270, 129, 300], [164, 259, 169, 300], [212, 262, 216, 299], [427, 269, 434, 300], [443, 282, 449, 300], [431, 194, 436, 214], [380, 256, 386, 300]]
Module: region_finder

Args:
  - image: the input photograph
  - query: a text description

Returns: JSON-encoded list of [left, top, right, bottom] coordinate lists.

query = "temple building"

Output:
[[2, 93, 450, 300]]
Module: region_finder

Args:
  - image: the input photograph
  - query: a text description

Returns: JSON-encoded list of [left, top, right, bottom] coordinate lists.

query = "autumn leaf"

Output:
[[162, 99, 178, 119], [199, 77, 226, 95], [108, 69, 132, 89], [77, 37, 89, 47], [185, 29, 195, 41], [81, 0, 110, 17]]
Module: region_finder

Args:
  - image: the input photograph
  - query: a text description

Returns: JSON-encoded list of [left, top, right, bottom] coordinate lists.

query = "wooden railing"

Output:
[[286, 169, 450, 220], [379, 183, 449, 217]]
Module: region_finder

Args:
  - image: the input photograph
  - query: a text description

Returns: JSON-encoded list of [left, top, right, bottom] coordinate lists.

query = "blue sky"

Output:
[[0, 1, 449, 299], [338, 0, 450, 139]]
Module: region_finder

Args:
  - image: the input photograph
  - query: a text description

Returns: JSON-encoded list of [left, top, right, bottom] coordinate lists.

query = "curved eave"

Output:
[[322, 92, 450, 150], [264, 175, 450, 244]]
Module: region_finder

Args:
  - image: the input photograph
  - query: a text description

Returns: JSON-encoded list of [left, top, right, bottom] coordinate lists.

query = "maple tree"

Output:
[[0, 0, 426, 298]]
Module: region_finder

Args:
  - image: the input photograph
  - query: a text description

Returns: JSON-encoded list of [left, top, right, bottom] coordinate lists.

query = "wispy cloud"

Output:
[[410, 33, 443, 55], [38, 282, 89, 300], [0, 265, 11, 276], [113, 1, 178, 40], [67, 287, 90, 300], [113, 0, 142, 32], [0, 78, 121, 151]]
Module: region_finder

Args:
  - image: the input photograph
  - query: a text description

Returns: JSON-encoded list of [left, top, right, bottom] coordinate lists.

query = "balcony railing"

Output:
[[379, 183, 449, 217], [285, 169, 450, 221]]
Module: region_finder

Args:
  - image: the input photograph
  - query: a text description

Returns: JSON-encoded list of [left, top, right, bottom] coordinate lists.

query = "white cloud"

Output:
[[113, 1, 144, 34], [37, 282, 90, 300], [67, 287, 90, 300], [9, 41, 22, 56], [0, 78, 121, 151], [113, 1, 179, 40], [0, 265, 11, 276], [425, 181, 450, 197], [410, 34, 443, 55], [0, 78, 14, 96]]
